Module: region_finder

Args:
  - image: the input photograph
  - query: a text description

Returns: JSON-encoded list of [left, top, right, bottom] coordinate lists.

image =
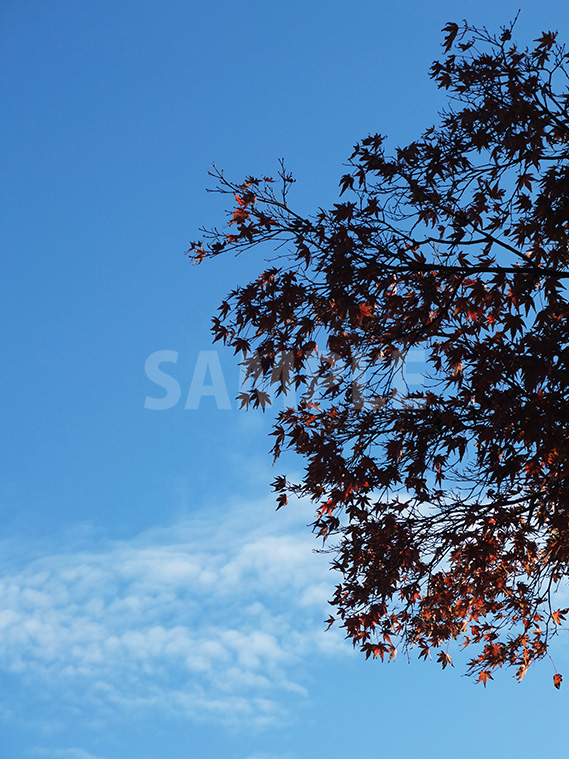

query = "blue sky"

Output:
[[1, 1, 569, 757]]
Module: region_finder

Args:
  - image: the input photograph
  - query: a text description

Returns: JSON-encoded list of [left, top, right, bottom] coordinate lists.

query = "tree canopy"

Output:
[[188, 19, 569, 686]]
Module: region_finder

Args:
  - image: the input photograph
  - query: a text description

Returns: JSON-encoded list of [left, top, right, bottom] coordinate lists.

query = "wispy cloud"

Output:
[[0, 497, 347, 728], [31, 748, 106, 759]]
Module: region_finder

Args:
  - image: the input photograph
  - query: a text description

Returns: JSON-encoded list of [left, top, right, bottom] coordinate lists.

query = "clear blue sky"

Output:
[[1, 2, 568, 758]]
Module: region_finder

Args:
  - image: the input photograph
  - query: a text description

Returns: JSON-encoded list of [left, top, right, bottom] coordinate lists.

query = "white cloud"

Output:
[[31, 749, 106, 759], [0, 497, 347, 728]]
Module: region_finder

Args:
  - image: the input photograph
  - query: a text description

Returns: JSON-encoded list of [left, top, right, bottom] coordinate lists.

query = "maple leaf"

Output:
[[276, 492, 288, 510], [237, 391, 251, 409], [339, 174, 355, 195], [551, 609, 568, 626], [324, 616, 335, 631], [437, 651, 454, 670], [534, 31, 557, 50], [250, 389, 271, 410], [554, 673, 563, 689], [442, 22, 459, 53], [357, 303, 374, 322]]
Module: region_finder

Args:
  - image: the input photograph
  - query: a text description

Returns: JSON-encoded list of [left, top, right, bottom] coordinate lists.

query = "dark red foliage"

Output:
[[188, 19, 569, 684]]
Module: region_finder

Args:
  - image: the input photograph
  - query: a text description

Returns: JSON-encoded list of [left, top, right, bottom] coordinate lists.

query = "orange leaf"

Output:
[[477, 671, 493, 686], [551, 609, 567, 626]]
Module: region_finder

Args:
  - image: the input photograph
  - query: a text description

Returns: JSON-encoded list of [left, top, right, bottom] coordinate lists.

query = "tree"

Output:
[[188, 19, 569, 685]]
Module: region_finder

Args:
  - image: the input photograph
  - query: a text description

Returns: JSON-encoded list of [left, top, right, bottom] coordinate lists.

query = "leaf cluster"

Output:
[[188, 19, 569, 684]]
